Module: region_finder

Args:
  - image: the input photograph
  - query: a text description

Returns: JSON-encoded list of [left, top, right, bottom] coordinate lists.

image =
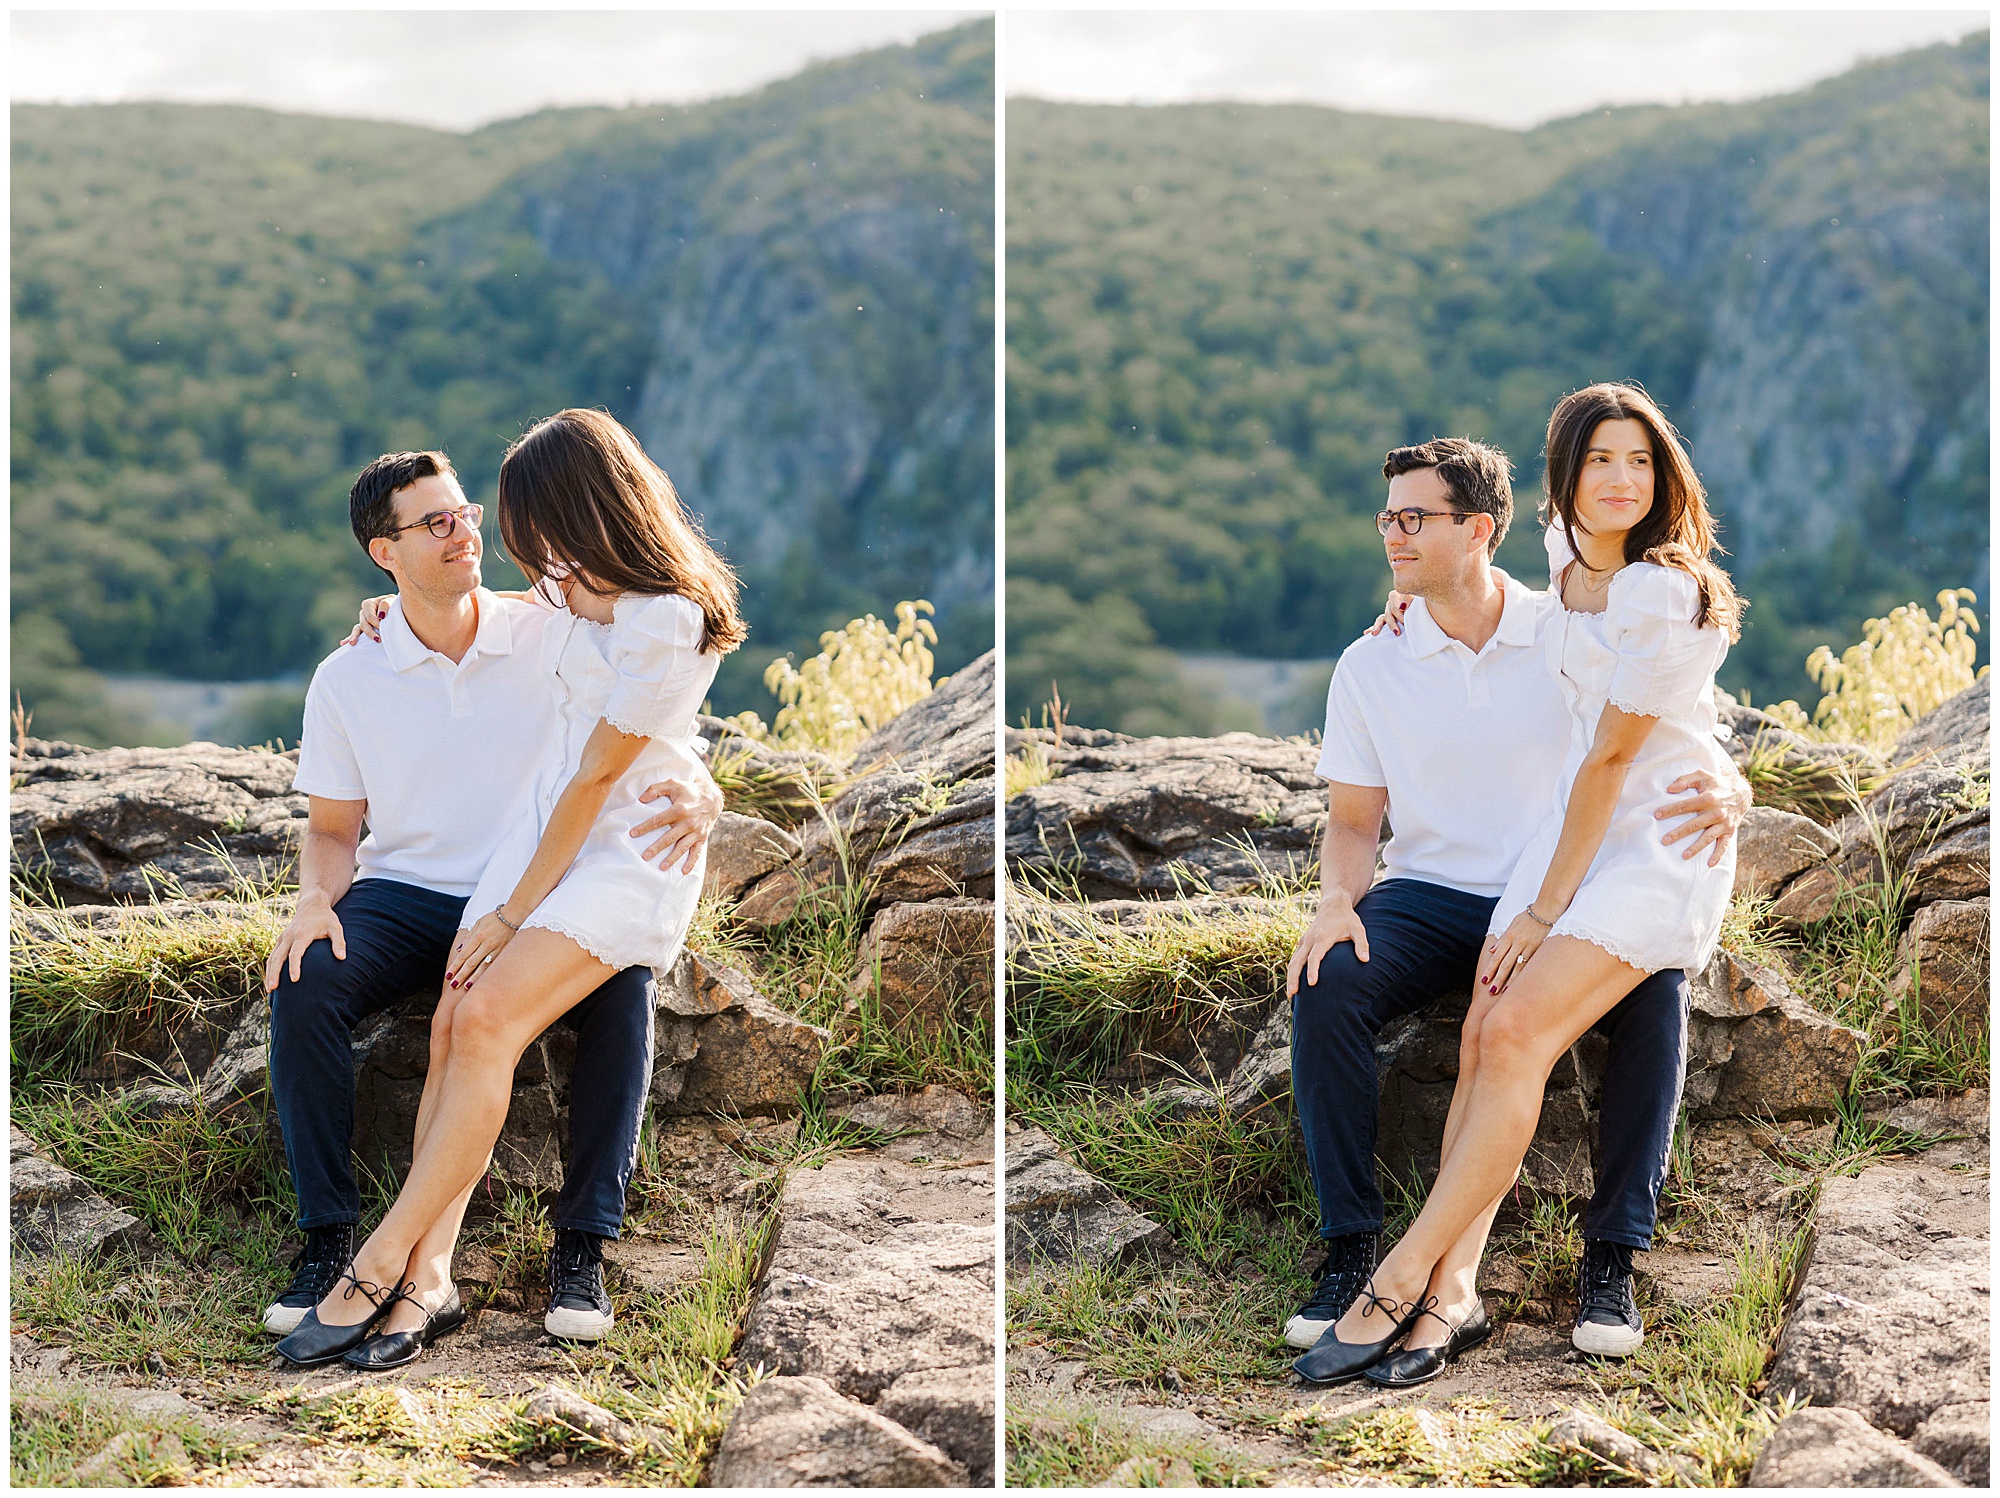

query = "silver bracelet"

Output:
[[1523, 905, 1556, 929], [494, 910, 520, 932]]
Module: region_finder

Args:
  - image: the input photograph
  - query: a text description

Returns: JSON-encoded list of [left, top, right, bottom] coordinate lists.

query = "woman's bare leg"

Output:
[[1331, 938, 1644, 1343], [378, 1175, 481, 1334], [311, 931, 614, 1327], [371, 995, 488, 1334], [1403, 1184, 1509, 1350]]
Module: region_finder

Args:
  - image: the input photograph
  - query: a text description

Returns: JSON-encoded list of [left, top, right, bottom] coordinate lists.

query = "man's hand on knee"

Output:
[[1654, 766, 1752, 868], [264, 891, 346, 992], [1287, 900, 1371, 996]]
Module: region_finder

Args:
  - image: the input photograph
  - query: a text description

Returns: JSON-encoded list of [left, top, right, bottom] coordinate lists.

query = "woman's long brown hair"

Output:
[[1544, 382, 1743, 641], [498, 408, 747, 654]]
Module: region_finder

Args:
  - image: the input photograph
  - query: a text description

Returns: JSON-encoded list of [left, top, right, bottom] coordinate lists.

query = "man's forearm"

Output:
[[297, 829, 359, 908], [1316, 823, 1379, 912]]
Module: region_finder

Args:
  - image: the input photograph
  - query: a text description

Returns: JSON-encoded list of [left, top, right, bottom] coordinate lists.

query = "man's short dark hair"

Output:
[[1382, 437, 1513, 554], [349, 451, 456, 576]]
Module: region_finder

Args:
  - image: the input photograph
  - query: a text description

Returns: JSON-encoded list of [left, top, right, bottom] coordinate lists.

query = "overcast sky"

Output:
[[11, 11, 982, 130], [1009, 11, 1987, 128]]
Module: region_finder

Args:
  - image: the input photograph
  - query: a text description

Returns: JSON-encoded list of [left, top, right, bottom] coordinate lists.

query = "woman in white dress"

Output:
[[1307, 382, 1744, 1384], [278, 408, 745, 1365]]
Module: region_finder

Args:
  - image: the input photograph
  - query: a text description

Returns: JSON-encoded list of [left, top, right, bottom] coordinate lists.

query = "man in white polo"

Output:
[[1284, 437, 1748, 1373], [261, 448, 719, 1344]]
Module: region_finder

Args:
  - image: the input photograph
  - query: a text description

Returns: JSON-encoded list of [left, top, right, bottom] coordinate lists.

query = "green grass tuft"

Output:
[[10, 1383, 257, 1487], [1008, 885, 1306, 1084], [13, 1081, 293, 1260], [10, 896, 285, 1083], [1007, 1398, 1270, 1487], [1015, 1087, 1314, 1263]]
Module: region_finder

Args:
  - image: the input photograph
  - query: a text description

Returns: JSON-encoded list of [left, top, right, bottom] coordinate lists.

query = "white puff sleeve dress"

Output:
[[463, 592, 721, 975], [1488, 528, 1737, 974]]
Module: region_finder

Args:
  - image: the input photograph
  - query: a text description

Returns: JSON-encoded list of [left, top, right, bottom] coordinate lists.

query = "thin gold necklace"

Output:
[[1568, 558, 1619, 599]]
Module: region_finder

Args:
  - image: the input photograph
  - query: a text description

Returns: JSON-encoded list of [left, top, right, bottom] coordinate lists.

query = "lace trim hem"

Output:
[[1604, 692, 1674, 721], [520, 914, 625, 970], [1547, 922, 1661, 975], [601, 708, 666, 741]]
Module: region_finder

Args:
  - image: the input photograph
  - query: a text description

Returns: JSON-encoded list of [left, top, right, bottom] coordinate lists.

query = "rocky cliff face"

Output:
[[1543, 38, 1988, 573], [440, 22, 995, 675]]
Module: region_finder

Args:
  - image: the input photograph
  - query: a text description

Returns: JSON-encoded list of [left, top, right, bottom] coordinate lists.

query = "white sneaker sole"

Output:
[[1284, 1314, 1334, 1351], [1571, 1319, 1644, 1357], [545, 1305, 613, 1341], [263, 1301, 308, 1336]]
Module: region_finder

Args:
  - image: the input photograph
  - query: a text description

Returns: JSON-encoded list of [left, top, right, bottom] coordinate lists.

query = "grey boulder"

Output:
[[1749, 1406, 1961, 1487], [708, 1375, 965, 1487], [736, 1152, 995, 1402], [1005, 1125, 1172, 1269], [10, 1125, 149, 1260], [1766, 1159, 1988, 1440], [704, 812, 801, 904], [877, 1365, 996, 1486]]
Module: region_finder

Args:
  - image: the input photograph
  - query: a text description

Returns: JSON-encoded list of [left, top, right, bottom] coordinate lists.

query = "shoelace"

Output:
[[338, 1266, 413, 1314], [551, 1242, 603, 1304], [1298, 1238, 1378, 1316], [1579, 1255, 1633, 1319], [288, 1231, 354, 1296], [1352, 1276, 1425, 1334]]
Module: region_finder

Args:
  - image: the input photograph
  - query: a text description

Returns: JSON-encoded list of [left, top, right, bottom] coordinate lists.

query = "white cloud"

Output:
[[11, 10, 985, 131], [1007, 11, 1987, 128]]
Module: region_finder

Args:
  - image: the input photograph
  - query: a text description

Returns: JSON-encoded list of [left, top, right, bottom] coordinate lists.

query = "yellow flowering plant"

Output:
[[1765, 589, 1987, 751], [728, 600, 939, 759]]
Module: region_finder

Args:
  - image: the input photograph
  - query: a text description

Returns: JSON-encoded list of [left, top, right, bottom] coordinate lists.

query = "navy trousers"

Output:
[[1290, 877, 1688, 1250], [267, 878, 656, 1239]]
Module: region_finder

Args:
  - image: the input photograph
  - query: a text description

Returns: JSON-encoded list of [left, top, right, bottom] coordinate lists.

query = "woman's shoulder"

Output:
[[610, 591, 705, 649], [1608, 560, 1704, 625]]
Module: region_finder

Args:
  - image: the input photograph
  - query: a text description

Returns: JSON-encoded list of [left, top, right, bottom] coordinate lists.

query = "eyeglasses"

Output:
[[385, 503, 483, 540], [1376, 507, 1472, 537]]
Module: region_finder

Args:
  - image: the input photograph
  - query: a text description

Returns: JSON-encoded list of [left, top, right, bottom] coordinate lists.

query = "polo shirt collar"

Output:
[[1492, 569, 1539, 649], [1402, 596, 1455, 660], [1403, 569, 1536, 659], [379, 588, 513, 672]]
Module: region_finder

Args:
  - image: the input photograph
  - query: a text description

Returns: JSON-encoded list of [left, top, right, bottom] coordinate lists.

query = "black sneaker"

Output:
[[1571, 1239, 1644, 1357], [1282, 1231, 1380, 1350], [262, 1223, 356, 1335], [545, 1228, 613, 1341]]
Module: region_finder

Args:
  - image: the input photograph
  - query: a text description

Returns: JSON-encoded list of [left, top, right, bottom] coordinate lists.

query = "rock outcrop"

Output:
[[11, 741, 307, 904], [724, 653, 998, 1050], [1760, 1105, 1989, 1487], [727, 1112, 995, 1487], [708, 1376, 966, 1488], [1749, 1406, 1963, 1488], [1890, 898, 1991, 1043], [1765, 1157, 1989, 1452], [1005, 1123, 1172, 1270], [10, 1125, 149, 1260], [1005, 730, 1324, 899]]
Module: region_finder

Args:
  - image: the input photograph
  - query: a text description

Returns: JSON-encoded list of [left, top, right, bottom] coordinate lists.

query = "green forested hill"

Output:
[[1006, 36, 1988, 732], [12, 20, 992, 742]]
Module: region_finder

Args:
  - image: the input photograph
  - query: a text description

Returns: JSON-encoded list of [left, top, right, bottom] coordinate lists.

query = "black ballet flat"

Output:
[[273, 1265, 411, 1368], [343, 1287, 467, 1371], [1292, 1281, 1432, 1386], [1364, 1300, 1493, 1388]]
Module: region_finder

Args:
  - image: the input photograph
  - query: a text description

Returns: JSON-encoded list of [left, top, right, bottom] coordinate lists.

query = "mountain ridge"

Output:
[[1005, 34, 1987, 732], [12, 19, 993, 742]]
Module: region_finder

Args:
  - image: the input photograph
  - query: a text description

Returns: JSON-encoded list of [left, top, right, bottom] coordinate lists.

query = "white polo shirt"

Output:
[[1315, 570, 1570, 898], [293, 589, 558, 897]]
